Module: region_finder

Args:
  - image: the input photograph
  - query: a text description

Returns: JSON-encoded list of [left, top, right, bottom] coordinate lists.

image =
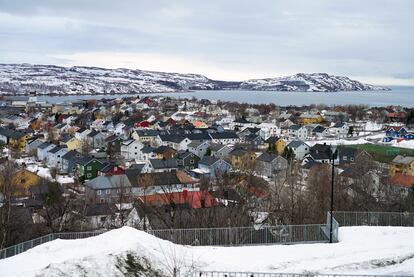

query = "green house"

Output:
[[76, 157, 103, 181]]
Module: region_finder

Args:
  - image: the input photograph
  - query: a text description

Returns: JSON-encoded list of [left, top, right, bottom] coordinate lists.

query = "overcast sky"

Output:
[[0, 0, 413, 85]]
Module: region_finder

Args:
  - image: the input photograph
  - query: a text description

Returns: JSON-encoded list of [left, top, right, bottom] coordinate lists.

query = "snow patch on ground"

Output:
[[1, 226, 414, 276]]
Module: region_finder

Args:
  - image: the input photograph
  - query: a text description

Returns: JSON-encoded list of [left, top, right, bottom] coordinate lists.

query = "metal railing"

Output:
[[148, 224, 329, 246], [324, 212, 339, 243], [333, 211, 414, 227], [1, 211, 413, 260], [0, 231, 104, 260], [188, 272, 406, 277]]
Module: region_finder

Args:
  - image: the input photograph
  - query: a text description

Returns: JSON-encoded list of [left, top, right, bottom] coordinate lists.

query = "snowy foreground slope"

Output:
[[0, 226, 413, 276]]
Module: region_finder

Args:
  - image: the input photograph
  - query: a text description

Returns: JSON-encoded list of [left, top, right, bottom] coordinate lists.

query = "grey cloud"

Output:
[[0, 0, 413, 83]]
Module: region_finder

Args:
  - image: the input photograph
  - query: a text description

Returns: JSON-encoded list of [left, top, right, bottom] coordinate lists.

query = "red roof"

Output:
[[390, 173, 414, 188], [139, 190, 217, 209]]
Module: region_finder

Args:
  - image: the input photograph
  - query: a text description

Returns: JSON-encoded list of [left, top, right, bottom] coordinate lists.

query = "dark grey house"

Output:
[[255, 153, 288, 178]]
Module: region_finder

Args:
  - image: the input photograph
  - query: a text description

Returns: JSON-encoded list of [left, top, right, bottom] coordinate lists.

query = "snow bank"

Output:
[[1, 226, 414, 276]]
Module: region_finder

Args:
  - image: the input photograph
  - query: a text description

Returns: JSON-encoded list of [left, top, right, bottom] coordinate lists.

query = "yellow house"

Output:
[[229, 149, 256, 170], [9, 133, 29, 152], [298, 113, 324, 124], [63, 137, 82, 151], [11, 169, 41, 197], [264, 137, 286, 155], [390, 155, 414, 177]]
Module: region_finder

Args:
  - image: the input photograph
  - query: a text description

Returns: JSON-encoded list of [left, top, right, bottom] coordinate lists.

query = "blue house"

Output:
[[386, 126, 407, 138]]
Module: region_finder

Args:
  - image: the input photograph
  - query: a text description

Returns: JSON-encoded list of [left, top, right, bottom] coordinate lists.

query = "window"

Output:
[[106, 189, 111, 194], [190, 160, 194, 164], [97, 190, 102, 195], [343, 156, 347, 161], [87, 173, 92, 178], [100, 198, 105, 203], [87, 166, 92, 170]]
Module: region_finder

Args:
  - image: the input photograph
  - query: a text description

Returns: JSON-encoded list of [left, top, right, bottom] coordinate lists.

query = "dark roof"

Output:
[[199, 156, 220, 166], [149, 158, 178, 169], [186, 133, 212, 141], [136, 129, 159, 137], [229, 148, 247, 157], [265, 136, 281, 144], [256, 152, 278, 163], [0, 127, 25, 140], [288, 124, 303, 131], [210, 131, 239, 140], [159, 134, 186, 143], [287, 140, 307, 149], [87, 129, 100, 137], [310, 143, 332, 155], [38, 141, 53, 150], [62, 150, 83, 160], [153, 145, 176, 154], [127, 171, 181, 187], [312, 125, 327, 133], [333, 122, 346, 128], [48, 145, 67, 154], [85, 203, 117, 217]]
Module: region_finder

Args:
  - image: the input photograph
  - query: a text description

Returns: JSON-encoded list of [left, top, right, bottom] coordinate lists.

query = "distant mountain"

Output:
[[0, 64, 389, 95], [239, 73, 390, 92]]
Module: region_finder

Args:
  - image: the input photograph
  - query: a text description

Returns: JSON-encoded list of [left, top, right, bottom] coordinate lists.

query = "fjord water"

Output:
[[39, 86, 414, 107]]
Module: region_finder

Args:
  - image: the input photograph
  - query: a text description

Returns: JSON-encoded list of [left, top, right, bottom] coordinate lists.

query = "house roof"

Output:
[[256, 152, 279, 163], [391, 155, 414, 165], [48, 145, 67, 154], [199, 156, 225, 166], [85, 203, 117, 217], [312, 125, 327, 133], [287, 140, 307, 149], [136, 129, 159, 137], [265, 136, 281, 144], [229, 148, 247, 157], [333, 122, 347, 128], [389, 173, 414, 188], [149, 158, 178, 169], [288, 124, 303, 131], [62, 150, 83, 161], [187, 140, 207, 148], [209, 143, 229, 152], [153, 145, 176, 154], [209, 131, 239, 140], [85, 174, 131, 190]]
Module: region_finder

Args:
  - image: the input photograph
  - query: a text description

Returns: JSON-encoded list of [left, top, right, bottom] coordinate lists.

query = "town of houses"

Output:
[[0, 94, 414, 242]]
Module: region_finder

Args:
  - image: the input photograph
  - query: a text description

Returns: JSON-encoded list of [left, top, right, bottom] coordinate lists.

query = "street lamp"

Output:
[[329, 145, 338, 243]]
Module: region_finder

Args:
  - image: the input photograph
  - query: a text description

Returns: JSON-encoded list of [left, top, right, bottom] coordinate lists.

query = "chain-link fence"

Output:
[[0, 231, 104, 259], [148, 224, 329, 246], [333, 211, 414, 227], [188, 272, 406, 277]]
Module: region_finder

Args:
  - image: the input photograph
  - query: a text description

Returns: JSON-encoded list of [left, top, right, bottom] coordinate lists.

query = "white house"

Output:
[[288, 125, 308, 141], [209, 132, 240, 145], [188, 140, 209, 159], [330, 122, 350, 138], [120, 139, 144, 161], [286, 140, 310, 160], [46, 146, 68, 168], [37, 142, 57, 162]]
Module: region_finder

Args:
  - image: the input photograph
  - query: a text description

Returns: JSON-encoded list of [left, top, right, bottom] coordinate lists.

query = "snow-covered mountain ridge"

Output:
[[0, 64, 389, 95]]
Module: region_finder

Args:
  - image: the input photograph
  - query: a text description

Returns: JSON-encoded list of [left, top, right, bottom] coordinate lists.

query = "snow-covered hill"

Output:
[[0, 64, 389, 95], [240, 73, 389, 92], [0, 226, 413, 276]]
